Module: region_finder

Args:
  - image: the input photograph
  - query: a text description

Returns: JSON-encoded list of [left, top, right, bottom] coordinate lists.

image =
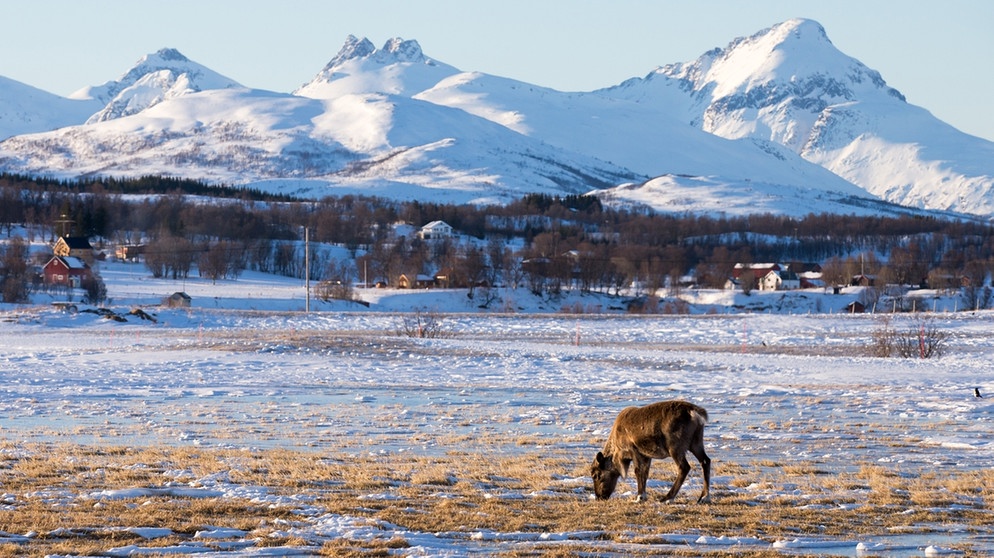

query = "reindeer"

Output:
[[590, 400, 711, 503]]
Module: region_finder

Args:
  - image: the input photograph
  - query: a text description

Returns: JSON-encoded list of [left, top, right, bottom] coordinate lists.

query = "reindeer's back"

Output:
[[608, 400, 707, 456], [618, 400, 707, 426]]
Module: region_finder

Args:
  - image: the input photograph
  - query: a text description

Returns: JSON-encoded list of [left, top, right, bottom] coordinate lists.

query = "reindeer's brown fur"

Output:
[[591, 400, 711, 503]]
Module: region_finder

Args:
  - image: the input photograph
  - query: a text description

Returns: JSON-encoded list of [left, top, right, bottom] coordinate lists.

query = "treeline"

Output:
[[0, 172, 298, 202], [4, 174, 994, 299]]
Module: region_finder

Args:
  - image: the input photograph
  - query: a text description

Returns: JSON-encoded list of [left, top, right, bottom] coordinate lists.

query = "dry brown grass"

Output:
[[0, 441, 991, 556]]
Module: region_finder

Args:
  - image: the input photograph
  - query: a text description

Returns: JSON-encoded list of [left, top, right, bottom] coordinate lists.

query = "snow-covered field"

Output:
[[2, 265, 993, 555]]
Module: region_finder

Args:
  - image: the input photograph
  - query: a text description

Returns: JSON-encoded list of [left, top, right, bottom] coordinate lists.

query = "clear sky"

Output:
[[3, 0, 992, 141]]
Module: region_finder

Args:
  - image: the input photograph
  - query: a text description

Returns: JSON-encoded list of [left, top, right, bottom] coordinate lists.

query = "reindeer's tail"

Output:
[[690, 406, 708, 427]]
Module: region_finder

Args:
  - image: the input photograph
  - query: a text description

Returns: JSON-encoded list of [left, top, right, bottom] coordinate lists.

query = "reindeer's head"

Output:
[[590, 451, 622, 500]]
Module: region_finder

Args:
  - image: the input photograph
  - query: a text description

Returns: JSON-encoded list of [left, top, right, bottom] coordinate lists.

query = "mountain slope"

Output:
[[0, 76, 97, 140], [601, 18, 994, 214], [415, 71, 870, 204]]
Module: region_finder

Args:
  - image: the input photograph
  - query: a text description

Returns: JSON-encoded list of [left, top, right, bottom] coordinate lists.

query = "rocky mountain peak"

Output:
[[324, 35, 377, 70], [376, 38, 425, 63], [296, 35, 455, 98]]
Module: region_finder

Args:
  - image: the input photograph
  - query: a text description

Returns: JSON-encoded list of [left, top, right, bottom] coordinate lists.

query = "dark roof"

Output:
[[59, 236, 93, 249]]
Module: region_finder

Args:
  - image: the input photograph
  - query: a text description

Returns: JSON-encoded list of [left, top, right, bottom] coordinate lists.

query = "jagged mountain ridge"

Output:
[[294, 35, 460, 98], [0, 21, 991, 217]]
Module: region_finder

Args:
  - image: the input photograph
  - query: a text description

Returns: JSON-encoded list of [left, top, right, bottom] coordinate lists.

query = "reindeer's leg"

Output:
[[661, 454, 691, 502], [692, 445, 711, 503], [633, 454, 651, 502], [690, 425, 711, 503]]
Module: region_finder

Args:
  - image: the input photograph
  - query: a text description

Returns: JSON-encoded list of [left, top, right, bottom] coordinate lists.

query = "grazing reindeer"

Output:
[[590, 400, 711, 503]]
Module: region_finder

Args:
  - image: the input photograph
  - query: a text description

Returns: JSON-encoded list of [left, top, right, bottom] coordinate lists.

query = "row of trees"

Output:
[[4, 174, 994, 307]]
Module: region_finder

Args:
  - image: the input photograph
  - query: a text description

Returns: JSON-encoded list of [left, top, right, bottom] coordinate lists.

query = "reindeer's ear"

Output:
[[595, 452, 607, 467]]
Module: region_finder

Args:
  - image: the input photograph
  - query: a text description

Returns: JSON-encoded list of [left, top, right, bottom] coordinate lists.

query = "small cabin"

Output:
[[845, 301, 866, 314], [397, 273, 435, 289], [163, 291, 192, 308], [116, 244, 145, 261]]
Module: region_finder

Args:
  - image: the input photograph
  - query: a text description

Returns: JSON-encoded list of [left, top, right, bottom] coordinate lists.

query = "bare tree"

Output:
[[199, 240, 246, 283], [145, 235, 196, 280], [740, 270, 756, 295], [961, 284, 992, 311], [398, 308, 449, 338], [461, 246, 488, 297], [0, 237, 30, 303], [316, 258, 359, 303], [820, 256, 850, 288], [81, 272, 107, 305], [272, 241, 298, 278], [485, 238, 508, 287]]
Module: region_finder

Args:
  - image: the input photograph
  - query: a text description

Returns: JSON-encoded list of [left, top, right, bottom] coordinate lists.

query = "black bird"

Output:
[[976, 388, 983, 398]]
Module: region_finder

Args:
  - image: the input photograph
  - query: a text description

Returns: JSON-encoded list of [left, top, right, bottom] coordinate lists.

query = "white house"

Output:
[[729, 263, 783, 291], [418, 220, 454, 240]]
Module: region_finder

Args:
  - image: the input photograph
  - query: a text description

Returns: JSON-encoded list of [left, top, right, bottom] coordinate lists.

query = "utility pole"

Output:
[[304, 226, 310, 313], [55, 214, 74, 238]]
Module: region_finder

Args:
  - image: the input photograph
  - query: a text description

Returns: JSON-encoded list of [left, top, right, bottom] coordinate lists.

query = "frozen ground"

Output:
[[1, 264, 993, 555]]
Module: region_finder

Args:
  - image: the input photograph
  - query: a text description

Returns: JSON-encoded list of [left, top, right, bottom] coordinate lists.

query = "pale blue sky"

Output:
[[3, 0, 992, 140]]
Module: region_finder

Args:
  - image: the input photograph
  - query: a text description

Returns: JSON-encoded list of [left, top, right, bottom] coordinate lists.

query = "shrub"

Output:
[[894, 317, 948, 359], [871, 316, 947, 358], [398, 308, 449, 339]]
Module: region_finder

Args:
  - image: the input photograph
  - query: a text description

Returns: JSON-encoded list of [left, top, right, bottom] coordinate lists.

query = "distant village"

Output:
[[3, 175, 994, 312]]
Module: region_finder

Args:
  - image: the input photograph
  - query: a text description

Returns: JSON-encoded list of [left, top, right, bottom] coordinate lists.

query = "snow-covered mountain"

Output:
[[0, 22, 991, 217], [0, 40, 642, 205], [414, 71, 884, 216], [600, 18, 994, 215]]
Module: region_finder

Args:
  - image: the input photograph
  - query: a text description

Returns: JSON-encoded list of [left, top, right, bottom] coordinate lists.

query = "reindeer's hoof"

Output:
[[635, 494, 647, 503], [697, 495, 711, 504]]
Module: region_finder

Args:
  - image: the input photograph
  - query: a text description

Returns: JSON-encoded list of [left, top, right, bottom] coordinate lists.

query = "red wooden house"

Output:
[[43, 256, 92, 288]]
